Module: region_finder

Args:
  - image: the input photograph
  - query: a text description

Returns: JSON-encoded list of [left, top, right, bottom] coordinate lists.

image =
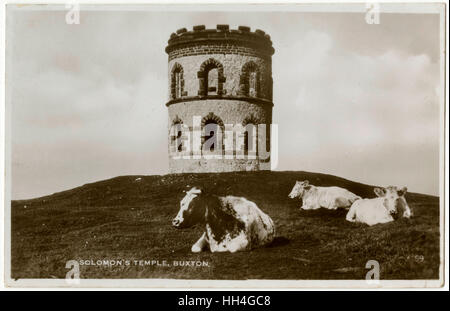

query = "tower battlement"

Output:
[[166, 25, 274, 57]]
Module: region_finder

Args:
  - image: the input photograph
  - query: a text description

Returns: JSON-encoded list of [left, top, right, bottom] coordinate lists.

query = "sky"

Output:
[[7, 5, 443, 199]]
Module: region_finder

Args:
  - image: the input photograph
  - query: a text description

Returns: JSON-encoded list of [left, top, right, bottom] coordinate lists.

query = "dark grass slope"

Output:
[[11, 171, 440, 280]]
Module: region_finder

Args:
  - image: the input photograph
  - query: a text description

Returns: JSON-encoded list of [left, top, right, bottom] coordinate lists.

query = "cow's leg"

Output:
[[228, 239, 248, 253], [191, 232, 208, 253], [335, 197, 351, 209], [301, 201, 316, 210], [300, 197, 311, 210], [345, 205, 357, 222], [228, 245, 239, 253], [330, 198, 340, 209], [226, 233, 249, 253]]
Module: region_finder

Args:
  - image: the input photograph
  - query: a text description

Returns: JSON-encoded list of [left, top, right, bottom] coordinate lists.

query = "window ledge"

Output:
[[166, 95, 273, 107]]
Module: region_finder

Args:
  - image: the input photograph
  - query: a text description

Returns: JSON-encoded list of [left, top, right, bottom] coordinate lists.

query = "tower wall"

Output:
[[165, 25, 274, 173]]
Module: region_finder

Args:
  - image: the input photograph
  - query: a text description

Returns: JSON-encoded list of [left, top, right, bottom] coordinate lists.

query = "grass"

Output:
[[11, 171, 440, 280]]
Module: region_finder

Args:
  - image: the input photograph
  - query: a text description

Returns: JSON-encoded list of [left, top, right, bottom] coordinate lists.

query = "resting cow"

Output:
[[346, 186, 412, 226], [288, 180, 361, 210], [172, 187, 275, 253]]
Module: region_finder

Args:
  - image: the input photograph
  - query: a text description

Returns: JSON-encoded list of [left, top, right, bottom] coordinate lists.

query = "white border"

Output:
[[1, 0, 448, 290]]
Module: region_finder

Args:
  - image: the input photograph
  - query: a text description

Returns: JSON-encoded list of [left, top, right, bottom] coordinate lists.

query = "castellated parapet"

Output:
[[166, 25, 275, 173]]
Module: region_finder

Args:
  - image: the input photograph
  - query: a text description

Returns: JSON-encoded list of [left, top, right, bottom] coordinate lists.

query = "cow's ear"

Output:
[[374, 187, 386, 197], [304, 185, 312, 190], [303, 180, 309, 185], [397, 187, 407, 196]]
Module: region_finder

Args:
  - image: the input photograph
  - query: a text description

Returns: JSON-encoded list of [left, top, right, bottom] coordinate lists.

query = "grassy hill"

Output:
[[11, 171, 440, 280]]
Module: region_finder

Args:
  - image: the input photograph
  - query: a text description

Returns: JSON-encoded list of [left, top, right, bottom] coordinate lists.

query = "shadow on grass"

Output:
[[298, 208, 349, 219], [267, 236, 290, 248]]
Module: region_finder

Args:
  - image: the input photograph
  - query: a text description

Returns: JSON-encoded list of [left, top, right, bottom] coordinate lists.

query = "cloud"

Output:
[[274, 29, 440, 194], [8, 9, 441, 198]]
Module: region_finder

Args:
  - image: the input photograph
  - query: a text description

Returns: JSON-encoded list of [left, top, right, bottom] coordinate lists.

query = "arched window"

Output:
[[248, 71, 258, 97], [244, 127, 255, 155], [170, 63, 184, 99], [197, 58, 225, 96], [175, 124, 183, 152], [170, 116, 184, 153], [207, 68, 218, 95], [201, 113, 224, 154], [239, 61, 260, 98], [204, 120, 219, 151], [242, 115, 259, 157]]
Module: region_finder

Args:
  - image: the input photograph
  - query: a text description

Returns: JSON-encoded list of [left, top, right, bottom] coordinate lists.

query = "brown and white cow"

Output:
[[288, 180, 361, 210], [172, 187, 275, 253], [345, 186, 412, 226]]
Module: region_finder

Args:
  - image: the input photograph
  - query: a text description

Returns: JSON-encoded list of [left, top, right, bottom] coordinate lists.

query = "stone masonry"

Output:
[[166, 25, 275, 173]]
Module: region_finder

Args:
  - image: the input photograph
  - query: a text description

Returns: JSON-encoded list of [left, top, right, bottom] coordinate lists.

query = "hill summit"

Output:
[[11, 171, 440, 280]]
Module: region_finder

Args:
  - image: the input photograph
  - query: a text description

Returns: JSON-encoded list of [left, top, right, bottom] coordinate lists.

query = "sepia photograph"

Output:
[[2, 1, 447, 289]]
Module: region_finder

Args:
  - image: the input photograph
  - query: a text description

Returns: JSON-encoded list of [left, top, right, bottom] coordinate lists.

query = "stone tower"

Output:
[[166, 25, 275, 173]]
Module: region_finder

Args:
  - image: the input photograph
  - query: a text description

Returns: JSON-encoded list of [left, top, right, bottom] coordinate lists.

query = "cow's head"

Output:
[[288, 180, 311, 199], [374, 186, 410, 219], [172, 187, 204, 228]]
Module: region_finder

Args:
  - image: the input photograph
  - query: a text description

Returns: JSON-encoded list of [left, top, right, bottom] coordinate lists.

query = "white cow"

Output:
[[346, 186, 412, 226], [288, 180, 361, 210], [172, 187, 275, 253]]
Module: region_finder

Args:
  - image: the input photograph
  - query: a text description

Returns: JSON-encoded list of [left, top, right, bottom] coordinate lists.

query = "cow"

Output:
[[172, 187, 275, 253], [345, 186, 412, 226], [288, 180, 361, 210]]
